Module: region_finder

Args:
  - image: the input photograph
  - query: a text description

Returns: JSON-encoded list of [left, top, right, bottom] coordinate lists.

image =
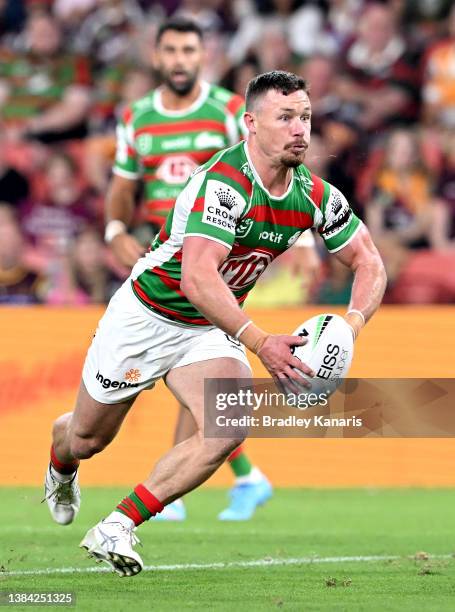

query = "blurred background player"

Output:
[[105, 17, 278, 521]]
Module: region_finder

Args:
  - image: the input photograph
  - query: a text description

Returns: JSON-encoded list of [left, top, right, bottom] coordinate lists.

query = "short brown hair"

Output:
[[245, 71, 309, 111]]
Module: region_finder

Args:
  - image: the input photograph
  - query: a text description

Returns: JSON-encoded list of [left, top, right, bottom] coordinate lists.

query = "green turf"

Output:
[[1, 487, 455, 610]]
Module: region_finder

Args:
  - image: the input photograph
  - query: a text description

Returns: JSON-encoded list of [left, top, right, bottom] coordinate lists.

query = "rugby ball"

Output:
[[290, 313, 354, 397]]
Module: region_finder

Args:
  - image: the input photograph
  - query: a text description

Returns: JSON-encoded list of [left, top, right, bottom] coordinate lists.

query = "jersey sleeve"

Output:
[[112, 106, 140, 179], [184, 168, 249, 249], [317, 181, 362, 253]]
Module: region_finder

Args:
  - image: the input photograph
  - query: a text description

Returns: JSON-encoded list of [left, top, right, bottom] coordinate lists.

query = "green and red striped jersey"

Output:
[[130, 141, 362, 326], [113, 81, 245, 225], [0, 49, 91, 124]]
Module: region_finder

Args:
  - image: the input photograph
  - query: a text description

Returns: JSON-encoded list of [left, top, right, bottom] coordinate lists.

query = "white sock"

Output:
[[104, 510, 135, 530], [50, 465, 76, 483], [235, 466, 264, 485]]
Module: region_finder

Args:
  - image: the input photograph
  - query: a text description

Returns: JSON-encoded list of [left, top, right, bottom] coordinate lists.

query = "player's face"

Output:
[[248, 89, 311, 168], [154, 30, 203, 96]]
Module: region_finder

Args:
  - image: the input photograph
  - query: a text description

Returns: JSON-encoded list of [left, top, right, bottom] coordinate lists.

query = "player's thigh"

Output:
[[69, 380, 136, 444], [165, 357, 251, 433]]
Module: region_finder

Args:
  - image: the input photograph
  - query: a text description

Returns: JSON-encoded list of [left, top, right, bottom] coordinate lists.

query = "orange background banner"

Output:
[[1, 305, 454, 487]]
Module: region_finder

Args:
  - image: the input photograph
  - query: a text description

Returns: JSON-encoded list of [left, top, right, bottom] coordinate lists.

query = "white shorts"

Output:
[[82, 282, 251, 404]]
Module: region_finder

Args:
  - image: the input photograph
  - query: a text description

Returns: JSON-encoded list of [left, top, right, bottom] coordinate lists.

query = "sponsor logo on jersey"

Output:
[[161, 136, 192, 151], [219, 250, 273, 290], [194, 131, 225, 150], [259, 230, 283, 244], [156, 155, 198, 185], [125, 368, 141, 382], [202, 180, 245, 233], [287, 231, 302, 247], [96, 371, 140, 390], [236, 217, 254, 238], [136, 134, 153, 155]]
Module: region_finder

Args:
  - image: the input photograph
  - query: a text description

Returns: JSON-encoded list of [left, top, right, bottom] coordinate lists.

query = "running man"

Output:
[[44, 71, 386, 577], [105, 17, 306, 521]]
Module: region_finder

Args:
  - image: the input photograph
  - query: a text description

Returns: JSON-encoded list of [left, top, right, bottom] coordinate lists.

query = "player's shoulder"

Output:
[[295, 165, 350, 212], [207, 83, 245, 115], [120, 90, 155, 124], [192, 142, 253, 197]]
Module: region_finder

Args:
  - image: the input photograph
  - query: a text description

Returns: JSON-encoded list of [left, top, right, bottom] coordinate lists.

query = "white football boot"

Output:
[[80, 520, 143, 577], [43, 465, 80, 525]]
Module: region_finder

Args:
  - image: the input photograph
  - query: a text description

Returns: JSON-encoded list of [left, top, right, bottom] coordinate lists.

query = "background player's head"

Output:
[[245, 71, 310, 169], [154, 18, 204, 97]]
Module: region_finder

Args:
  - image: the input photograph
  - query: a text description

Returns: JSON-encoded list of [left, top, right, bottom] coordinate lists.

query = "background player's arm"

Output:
[[181, 236, 311, 386], [105, 174, 145, 267], [105, 108, 145, 268], [333, 225, 387, 337]]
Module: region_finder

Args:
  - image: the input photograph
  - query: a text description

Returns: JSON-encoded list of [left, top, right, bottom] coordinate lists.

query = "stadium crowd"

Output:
[[0, 0, 454, 305]]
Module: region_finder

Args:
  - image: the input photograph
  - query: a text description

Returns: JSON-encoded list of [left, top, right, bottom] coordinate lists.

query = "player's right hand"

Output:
[[257, 335, 315, 392], [110, 233, 145, 267]]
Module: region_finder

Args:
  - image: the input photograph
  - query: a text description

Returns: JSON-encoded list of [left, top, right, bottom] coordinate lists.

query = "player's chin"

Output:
[[168, 78, 194, 96], [281, 152, 305, 168]]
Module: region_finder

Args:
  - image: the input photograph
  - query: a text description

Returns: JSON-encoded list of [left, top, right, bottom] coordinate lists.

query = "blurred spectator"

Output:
[[301, 57, 360, 206], [0, 203, 44, 304], [227, 0, 332, 67], [220, 57, 260, 98], [366, 128, 434, 281], [0, 10, 92, 142], [0, 0, 26, 37], [73, 0, 145, 70], [46, 229, 121, 304], [337, 2, 421, 132], [52, 0, 98, 30], [431, 133, 455, 250], [20, 152, 100, 263], [0, 129, 30, 206], [326, 0, 364, 49], [398, 0, 453, 49], [421, 3, 455, 129]]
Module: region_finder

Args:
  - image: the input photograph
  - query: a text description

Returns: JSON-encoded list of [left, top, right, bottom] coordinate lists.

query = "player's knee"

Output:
[[52, 412, 73, 437], [69, 435, 107, 459]]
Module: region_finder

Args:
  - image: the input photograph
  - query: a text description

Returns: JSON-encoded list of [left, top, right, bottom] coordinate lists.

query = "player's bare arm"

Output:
[[334, 225, 387, 338], [105, 174, 145, 266], [181, 236, 313, 385]]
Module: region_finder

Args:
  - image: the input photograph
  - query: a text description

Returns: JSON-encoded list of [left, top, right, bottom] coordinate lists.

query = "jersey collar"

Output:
[[153, 81, 210, 117], [243, 141, 295, 201]]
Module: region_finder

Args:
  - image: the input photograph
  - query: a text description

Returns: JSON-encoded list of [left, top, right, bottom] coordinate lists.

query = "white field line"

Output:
[[2, 554, 453, 577]]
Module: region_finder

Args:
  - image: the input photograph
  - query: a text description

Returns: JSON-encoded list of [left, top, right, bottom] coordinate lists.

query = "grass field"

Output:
[[1, 487, 455, 611]]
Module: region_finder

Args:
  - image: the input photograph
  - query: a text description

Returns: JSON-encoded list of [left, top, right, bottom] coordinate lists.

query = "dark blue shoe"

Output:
[[218, 474, 273, 521]]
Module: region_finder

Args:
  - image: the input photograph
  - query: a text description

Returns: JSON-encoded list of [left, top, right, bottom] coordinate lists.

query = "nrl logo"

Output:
[[236, 217, 254, 238], [215, 186, 237, 210], [136, 134, 153, 155]]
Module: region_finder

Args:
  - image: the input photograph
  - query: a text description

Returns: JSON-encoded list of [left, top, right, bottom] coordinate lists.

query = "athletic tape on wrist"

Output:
[[347, 309, 366, 325], [104, 220, 127, 244], [234, 320, 252, 340]]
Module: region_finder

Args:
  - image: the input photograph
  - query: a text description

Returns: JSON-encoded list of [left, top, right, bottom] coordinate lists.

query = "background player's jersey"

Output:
[[130, 141, 362, 326], [113, 81, 245, 225]]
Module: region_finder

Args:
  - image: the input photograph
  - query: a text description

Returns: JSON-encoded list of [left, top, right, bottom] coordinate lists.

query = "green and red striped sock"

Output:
[[227, 445, 253, 477], [117, 484, 164, 526], [50, 445, 80, 475]]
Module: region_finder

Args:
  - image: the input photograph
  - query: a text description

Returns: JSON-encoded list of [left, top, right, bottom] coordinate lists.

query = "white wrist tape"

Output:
[[347, 309, 366, 325], [104, 220, 127, 244], [234, 320, 252, 340]]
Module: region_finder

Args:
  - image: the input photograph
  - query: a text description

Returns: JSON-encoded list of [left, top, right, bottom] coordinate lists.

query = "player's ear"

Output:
[[244, 111, 257, 134]]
